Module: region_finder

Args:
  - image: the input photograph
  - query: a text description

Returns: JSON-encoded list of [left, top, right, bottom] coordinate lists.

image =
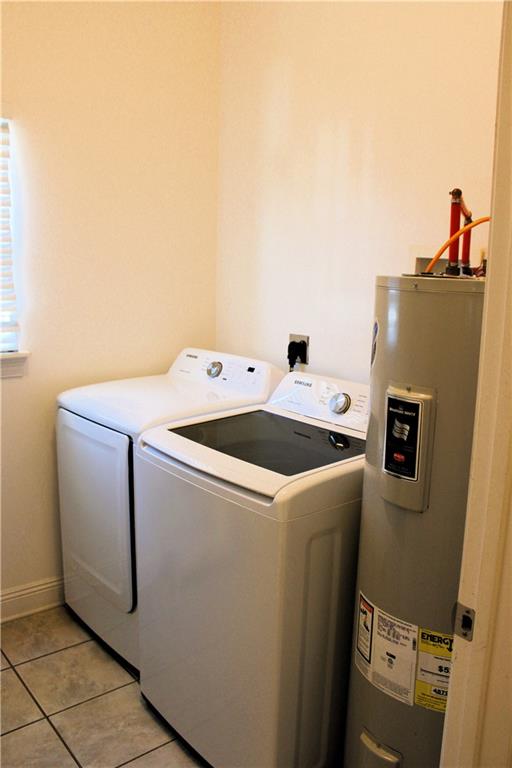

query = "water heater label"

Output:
[[356, 594, 374, 663], [383, 395, 422, 481], [355, 593, 417, 706], [355, 594, 453, 712], [414, 628, 453, 713]]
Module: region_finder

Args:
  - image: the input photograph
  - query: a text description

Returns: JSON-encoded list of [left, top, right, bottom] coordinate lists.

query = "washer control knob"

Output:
[[207, 361, 223, 378], [329, 392, 351, 414]]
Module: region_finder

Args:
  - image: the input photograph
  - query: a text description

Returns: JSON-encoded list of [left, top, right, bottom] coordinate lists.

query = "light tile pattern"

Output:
[[17, 640, 133, 714], [51, 684, 170, 768], [1, 606, 90, 664], [0, 606, 206, 768], [123, 740, 203, 767], [0, 719, 78, 768], [1, 650, 10, 670], [0, 669, 43, 734]]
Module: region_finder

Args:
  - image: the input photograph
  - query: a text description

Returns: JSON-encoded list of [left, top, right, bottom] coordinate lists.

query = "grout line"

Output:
[[7, 634, 137, 718], [12, 639, 93, 668], [48, 681, 137, 718], [6, 665, 137, 767], [0, 715, 46, 738], [9, 665, 46, 720], [2, 665, 83, 765], [114, 738, 174, 768], [1, 648, 14, 667], [46, 716, 83, 767], [7, 661, 80, 768]]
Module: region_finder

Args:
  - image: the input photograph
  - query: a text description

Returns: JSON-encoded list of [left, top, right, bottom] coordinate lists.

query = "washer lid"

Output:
[[140, 406, 366, 497], [170, 410, 365, 476]]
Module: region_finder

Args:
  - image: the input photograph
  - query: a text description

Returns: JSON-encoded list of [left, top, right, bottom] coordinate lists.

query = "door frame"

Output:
[[441, 4, 512, 765]]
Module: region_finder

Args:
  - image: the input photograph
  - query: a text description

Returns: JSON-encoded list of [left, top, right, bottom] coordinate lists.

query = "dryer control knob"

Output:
[[329, 392, 351, 414], [207, 361, 223, 378]]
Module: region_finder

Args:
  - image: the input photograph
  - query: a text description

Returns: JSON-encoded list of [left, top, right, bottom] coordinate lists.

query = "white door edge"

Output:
[[441, 5, 512, 766]]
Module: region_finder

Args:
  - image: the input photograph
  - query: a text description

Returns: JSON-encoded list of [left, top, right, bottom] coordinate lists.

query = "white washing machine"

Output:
[[135, 372, 370, 768], [56, 348, 282, 669]]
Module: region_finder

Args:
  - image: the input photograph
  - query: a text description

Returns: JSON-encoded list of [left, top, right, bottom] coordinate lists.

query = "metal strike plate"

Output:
[[454, 602, 475, 641]]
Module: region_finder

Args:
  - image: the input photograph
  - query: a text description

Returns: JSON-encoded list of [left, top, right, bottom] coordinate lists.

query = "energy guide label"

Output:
[[355, 594, 417, 706], [414, 628, 453, 713], [354, 594, 453, 713]]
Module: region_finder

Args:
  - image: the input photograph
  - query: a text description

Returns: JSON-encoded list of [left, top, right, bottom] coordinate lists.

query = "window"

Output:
[[0, 118, 27, 376], [1, 119, 19, 353]]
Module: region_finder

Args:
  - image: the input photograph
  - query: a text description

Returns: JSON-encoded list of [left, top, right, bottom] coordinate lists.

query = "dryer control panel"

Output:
[[168, 348, 282, 395], [269, 373, 370, 434]]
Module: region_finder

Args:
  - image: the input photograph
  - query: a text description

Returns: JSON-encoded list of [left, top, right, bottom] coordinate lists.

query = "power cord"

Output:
[[287, 340, 308, 371]]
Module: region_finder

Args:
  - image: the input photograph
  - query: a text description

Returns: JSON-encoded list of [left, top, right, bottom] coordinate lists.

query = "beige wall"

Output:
[[1, 3, 220, 600], [0, 2, 504, 613], [216, 2, 502, 382]]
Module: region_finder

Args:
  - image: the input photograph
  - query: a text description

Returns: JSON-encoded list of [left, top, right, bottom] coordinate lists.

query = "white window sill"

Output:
[[0, 351, 30, 378]]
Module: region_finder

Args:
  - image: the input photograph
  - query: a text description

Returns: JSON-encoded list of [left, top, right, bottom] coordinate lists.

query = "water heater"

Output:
[[344, 276, 485, 767]]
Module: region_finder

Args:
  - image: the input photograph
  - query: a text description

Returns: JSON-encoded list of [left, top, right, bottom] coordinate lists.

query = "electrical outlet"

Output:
[[289, 334, 309, 365]]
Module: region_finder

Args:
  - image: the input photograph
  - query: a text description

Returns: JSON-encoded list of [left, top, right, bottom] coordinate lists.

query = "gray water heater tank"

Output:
[[344, 276, 485, 768]]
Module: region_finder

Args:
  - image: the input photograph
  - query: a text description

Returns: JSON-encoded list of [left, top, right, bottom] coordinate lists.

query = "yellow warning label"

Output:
[[414, 627, 453, 712], [415, 680, 449, 712], [418, 628, 453, 658]]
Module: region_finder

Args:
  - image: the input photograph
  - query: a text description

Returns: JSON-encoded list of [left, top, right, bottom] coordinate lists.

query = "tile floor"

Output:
[[0, 606, 206, 768]]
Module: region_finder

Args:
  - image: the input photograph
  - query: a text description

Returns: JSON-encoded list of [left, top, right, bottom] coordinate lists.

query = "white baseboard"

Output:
[[0, 576, 64, 623]]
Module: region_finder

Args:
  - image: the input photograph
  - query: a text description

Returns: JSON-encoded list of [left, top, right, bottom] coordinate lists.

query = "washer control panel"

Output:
[[270, 373, 369, 434]]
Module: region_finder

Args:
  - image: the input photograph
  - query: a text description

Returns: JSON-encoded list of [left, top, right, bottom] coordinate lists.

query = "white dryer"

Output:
[[135, 372, 370, 768], [56, 348, 282, 669]]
